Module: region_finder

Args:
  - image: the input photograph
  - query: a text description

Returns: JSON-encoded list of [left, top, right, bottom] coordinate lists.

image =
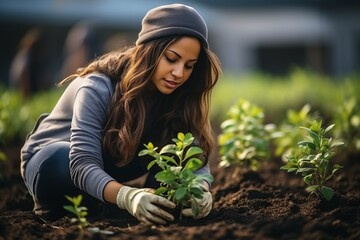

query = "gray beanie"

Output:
[[136, 4, 208, 48]]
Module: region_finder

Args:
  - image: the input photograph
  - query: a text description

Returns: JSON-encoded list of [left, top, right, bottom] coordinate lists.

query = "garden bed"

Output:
[[0, 146, 359, 240]]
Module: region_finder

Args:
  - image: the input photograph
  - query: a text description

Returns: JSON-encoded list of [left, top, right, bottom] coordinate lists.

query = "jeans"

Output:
[[24, 142, 80, 211]]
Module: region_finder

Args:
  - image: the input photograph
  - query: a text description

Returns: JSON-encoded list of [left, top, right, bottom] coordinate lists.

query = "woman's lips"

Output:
[[164, 79, 179, 89]]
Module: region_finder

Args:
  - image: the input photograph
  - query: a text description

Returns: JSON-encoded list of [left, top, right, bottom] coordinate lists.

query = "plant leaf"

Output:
[[306, 185, 318, 192], [63, 205, 77, 215], [174, 188, 187, 201], [321, 186, 334, 201], [184, 146, 203, 161], [147, 160, 157, 170], [183, 158, 202, 171]]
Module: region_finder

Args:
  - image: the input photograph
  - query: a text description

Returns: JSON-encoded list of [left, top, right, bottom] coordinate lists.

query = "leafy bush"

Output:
[[273, 104, 317, 161], [0, 87, 63, 146], [280, 120, 344, 201], [218, 99, 275, 171], [333, 97, 360, 156], [139, 132, 213, 219]]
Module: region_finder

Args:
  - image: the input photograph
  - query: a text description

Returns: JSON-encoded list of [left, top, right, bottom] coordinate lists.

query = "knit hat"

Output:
[[136, 4, 208, 48]]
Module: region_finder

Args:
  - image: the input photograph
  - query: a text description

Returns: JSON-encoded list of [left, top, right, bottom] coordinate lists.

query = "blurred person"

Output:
[[9, 28, 53, 100], [20, 4, 221, 225], [60, 22, 101, 79]]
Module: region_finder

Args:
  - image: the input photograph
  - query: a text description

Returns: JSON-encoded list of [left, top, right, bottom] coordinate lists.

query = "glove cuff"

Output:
[[116, 186, 132, 209]]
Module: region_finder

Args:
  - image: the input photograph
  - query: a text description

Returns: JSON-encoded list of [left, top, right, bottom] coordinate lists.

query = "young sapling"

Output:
[[139, 132, 214, 219], [281, 120, 344, 201], [63, 194, 114, 235], [63, 194, 89, 229], [218, 98, 274, 172]]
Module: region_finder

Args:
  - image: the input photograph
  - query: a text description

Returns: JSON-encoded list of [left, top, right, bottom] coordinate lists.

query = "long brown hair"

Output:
[[60, 36, 221, 167]]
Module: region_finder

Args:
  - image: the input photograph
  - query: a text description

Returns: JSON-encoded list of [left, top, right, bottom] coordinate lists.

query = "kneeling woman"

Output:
[[20, 3, 221, 225]]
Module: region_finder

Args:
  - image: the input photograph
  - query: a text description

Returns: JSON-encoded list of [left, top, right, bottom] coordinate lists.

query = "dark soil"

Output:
[[1, 146, 359, 240]]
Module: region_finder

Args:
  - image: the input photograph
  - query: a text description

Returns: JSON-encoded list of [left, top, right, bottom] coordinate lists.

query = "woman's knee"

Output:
[[31, 142, 78, 207]]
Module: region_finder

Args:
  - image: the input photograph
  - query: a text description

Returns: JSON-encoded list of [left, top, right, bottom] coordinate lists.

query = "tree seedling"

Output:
[[273, 104, 316, 161], [333, 97, 360, 156], [63, 194, 114, 235], [218, 98, 274, 172], [63, 194, 89, 229], [139, 132, 214, 219], [280, 120, 344, 201]]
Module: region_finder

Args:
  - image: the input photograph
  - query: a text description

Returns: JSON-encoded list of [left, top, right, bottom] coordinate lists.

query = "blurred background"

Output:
[[1, 0, 360, 83], [0, 0, 359, 146]]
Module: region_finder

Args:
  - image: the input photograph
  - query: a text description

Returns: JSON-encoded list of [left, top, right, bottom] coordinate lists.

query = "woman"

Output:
[[20, 3, 221, 225]]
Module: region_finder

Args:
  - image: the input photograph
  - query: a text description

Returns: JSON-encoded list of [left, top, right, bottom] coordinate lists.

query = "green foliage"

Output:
[[273, 104, 317, 161], [0, 151, 6, 161], [333, 97, 360, 155], [63, 194, 114, 234], [139, 132, 214, 219], [0, 90, 28, 145], [280, 120, 344, 201], [0, 87, 63, 146], [63, 195, 89, 229], [218, 99, 274, 171], [211, 68, 359, 125]]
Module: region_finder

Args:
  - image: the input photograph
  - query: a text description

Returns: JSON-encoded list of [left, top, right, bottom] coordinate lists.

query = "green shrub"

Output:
[[218, 99, 275, 171], [139, 132, 214, 219], [280, 120, 344, 201], [0, 87, 63, 146], [333, 97, 360, 156], [273, 104, 317, 161]]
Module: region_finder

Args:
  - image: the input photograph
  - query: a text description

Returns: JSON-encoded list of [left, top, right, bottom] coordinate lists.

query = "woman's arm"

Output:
[[69, 74, 116, 202]]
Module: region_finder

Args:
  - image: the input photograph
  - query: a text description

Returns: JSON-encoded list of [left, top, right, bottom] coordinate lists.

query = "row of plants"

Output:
[[1, 69, 359, 231], [62, 95, 358, 231], [218, 97, 359, 201], [1, 68, 358, 147]]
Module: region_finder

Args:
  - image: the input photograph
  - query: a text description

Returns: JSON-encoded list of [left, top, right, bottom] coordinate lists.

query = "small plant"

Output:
[[218, 98, 274, 171], [273, 104, 316, 161], [333, 97, 360, 156], [63, 194, 114, 235], [63, 194, 90, 229], [280, 120, 344, 201], [138, 132, 214, 219]]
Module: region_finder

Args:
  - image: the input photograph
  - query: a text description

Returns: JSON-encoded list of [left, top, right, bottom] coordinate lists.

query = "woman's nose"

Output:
[[171, 64, 183, 78]]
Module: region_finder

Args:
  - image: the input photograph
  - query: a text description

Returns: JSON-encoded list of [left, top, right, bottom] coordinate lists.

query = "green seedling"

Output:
[[281, 120, 344, 201], [63, 194, 90, 229], [63, 194, 114, 235], [218, 98, 274, 171], [139, 132, 214, 219], [273, 104, 316, 161], [333, 97, 360, 156]]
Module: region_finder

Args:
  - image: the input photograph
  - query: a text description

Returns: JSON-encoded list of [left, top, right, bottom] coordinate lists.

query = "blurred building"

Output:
[[1, 0, 360, 85]]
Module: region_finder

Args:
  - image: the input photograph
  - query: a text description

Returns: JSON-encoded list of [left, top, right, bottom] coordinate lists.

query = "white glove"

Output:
[[116, 186, 176, 225], [181, 191, 213, 219]]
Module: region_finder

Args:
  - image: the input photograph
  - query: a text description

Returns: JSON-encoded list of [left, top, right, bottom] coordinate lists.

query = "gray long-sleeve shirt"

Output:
[[20, 73, 210, 202]]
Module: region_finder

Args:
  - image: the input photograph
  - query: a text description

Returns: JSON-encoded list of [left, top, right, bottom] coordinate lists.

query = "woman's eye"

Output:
[[166, 56, 176, 63], [185, 64, 194, 70]]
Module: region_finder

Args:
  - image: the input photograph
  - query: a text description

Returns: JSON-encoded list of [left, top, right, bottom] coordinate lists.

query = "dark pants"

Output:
[[24, 142, 81, 211]]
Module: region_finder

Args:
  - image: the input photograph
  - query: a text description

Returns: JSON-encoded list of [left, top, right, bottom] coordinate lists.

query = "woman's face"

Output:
[[151, 36, 201, 94]]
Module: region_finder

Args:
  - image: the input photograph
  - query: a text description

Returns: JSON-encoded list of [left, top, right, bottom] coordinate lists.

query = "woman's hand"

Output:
[[181, 191, 213, 219], [116, 186, 176, 225]]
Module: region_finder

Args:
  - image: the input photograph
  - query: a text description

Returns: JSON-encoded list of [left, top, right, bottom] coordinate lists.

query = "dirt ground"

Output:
[[1, 146, 359, 240]]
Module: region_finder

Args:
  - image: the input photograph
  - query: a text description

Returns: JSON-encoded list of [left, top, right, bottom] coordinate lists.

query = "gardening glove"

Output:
[[182, 191, 213, 219], [116, 186, 176, 225]]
